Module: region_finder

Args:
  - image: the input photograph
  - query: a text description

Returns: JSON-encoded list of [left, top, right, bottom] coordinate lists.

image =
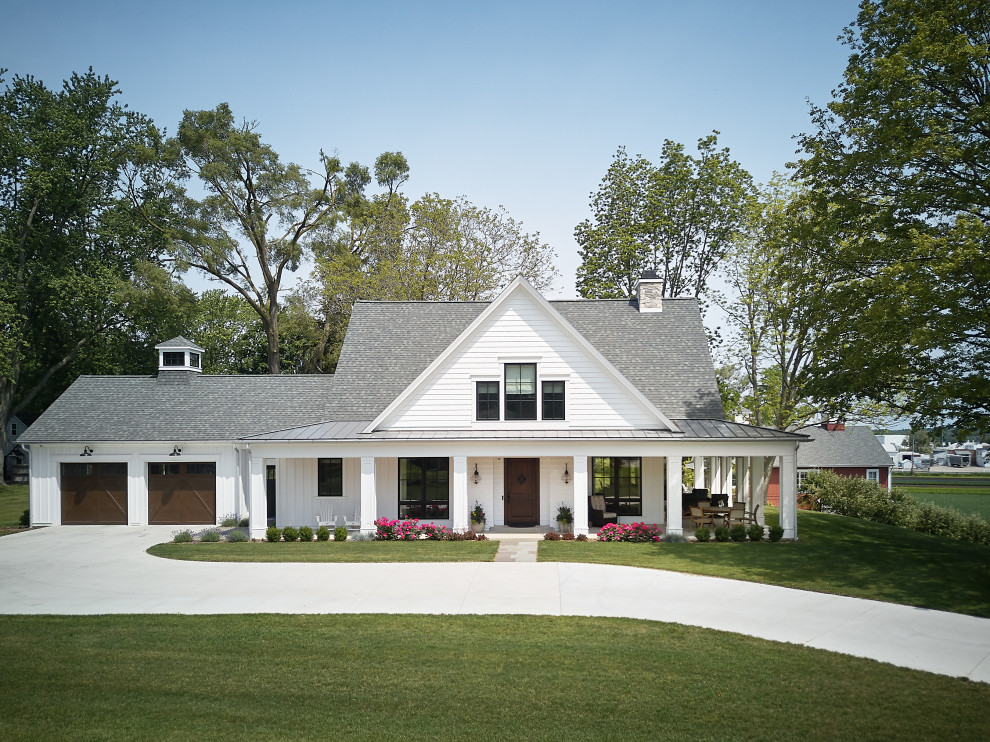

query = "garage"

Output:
[[148, 462, 217, 524], [60, 462, 129, 524]]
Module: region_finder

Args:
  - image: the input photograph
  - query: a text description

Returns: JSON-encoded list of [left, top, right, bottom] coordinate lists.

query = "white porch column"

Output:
[[735, 457, 749, 509], [452, 456, 469, 531], [780, 449, 798, 540], [750, 456, 769, 526], [720, 457, 732, 501], [572, 456, 588, 536], [693, 457, 705, 492], [248, 455, 267, 540], [360, 456, 377, 536], [666, 455, 683, 536]]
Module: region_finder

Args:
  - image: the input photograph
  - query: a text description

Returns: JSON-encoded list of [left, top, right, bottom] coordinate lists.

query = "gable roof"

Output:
[[367, 277, 678, 432], [327, 293, 724, 423], [795, 425, 894, 469], [155, 335, 205, 351], [19, 375, 336, 443]]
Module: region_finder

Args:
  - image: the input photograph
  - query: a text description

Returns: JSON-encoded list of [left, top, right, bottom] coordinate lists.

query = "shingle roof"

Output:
[[795, 425, 893, 468], [325, 297, 724, 421], [154, 335, 204, 351], [20, 375, 336, 442]]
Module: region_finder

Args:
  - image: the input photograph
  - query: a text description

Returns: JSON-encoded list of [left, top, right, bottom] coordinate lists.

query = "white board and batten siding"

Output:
[[381, 292, 665, 430]]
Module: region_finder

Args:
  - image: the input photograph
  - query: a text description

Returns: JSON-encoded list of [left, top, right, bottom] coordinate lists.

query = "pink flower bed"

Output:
[[597, 522, 663, 542], [373, 517, 452, 541]]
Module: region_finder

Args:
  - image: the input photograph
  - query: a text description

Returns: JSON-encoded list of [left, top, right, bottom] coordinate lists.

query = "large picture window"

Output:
[[591, 457, 642, 516], [542, 380, 565, 420], [318, 458, 343, 497], [476, 381, 500, 420], [505, 364, 537, 420], [399, 457, 450, 519]]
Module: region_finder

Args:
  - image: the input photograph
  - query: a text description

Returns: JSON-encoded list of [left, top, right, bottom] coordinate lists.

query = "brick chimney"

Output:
[[823, 422, 845, 431], [634, 270, 663, 313]]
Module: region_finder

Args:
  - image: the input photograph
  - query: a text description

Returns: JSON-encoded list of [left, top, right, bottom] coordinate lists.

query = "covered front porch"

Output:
[[241, 424, 805, 541]]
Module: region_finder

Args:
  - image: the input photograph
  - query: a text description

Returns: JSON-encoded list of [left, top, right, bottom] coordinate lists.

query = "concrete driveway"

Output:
[[1, 525, 988, 683]]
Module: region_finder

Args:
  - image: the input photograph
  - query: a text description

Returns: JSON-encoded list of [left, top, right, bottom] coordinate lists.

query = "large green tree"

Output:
[[0, 70, 192, 482], [796, 0, 990, 432], [133, 104, 371, 374], [575, 133, 755, 300]]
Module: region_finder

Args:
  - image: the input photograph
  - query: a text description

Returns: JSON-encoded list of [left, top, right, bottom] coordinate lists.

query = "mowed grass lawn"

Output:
[[0, 483, 28, 532], [149, 539, 499, 562], [1, 614, 987, 741], [893, 473, 990, 519], [540, 508, 990, 617]]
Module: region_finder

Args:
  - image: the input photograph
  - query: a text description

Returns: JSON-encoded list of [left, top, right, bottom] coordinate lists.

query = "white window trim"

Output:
[[866, 469, 880, 482]]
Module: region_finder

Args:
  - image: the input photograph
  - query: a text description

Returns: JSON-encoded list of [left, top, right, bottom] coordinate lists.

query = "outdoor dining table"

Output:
[[700, 506, 732, 526]]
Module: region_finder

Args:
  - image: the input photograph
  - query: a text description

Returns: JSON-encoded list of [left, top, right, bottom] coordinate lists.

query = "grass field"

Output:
[[892, 473, 990, 519], [0, 614, 986, 741], [540, 508, 990, 617], [0, 483, 28, 530], [149, 539, 499, 562]]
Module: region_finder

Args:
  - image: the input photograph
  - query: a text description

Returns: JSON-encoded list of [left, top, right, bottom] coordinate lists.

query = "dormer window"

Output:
[[162, 352, 185, 367]]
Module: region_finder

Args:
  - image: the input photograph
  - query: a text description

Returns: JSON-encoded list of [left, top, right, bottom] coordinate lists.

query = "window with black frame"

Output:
[[591, 457, 642, 516], [398, 457, 450, 519], [318, 458, 343, 497], [505, 363, 537, 420], [542, 380, 565, 420], [476, 381, 500, 420]]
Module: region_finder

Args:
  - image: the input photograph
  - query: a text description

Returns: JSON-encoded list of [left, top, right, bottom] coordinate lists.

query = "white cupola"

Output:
[[154, 336, 205, 375]]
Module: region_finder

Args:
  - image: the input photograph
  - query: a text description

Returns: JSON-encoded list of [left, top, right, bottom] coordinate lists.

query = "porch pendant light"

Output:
[[169, 445, 182, 457], [561, 464, 570, 484], [472, 463, 482, 484]]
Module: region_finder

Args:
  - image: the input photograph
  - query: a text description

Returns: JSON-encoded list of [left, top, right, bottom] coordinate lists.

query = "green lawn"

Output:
[[0, 483, 29, 530], [0, 614, 986, 741], [892, 474, 990, 519], [540, 508, 990, 617], [149, 539, 499, 562]]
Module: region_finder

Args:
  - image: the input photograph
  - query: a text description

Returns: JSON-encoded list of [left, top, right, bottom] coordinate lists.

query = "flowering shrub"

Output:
[[421, 523, 453, 541], [374, 517, 422, 540], [597, 522, 663, 542]]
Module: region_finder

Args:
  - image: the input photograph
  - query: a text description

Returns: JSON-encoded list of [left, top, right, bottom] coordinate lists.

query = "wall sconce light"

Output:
[[169, 445, 182, 457], [561, 464, 570, 485], [80, 445, 93, 457], [472, 463, 482, 484]]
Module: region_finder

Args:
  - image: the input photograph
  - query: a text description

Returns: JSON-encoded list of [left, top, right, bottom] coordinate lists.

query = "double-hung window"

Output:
[[542, 380, 565, 420], [476, 381, 500, 420], [591, 457, 642, 516], [505, 364, 537, 420], [399, 457, 450, 519], [318, 458, 343, 497]]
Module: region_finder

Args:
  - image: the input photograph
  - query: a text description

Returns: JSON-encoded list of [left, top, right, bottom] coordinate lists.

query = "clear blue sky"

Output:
[[5, 0, 860, 298]]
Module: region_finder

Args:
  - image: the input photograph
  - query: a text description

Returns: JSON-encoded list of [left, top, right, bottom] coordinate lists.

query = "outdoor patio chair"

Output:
[[689, 506, 713, 529], [725, 504, 746, 527], [343, 511, 360, 530], [316, 503, 336, 528], [740, 504, 761, 527], [588, 495, 617, 527]]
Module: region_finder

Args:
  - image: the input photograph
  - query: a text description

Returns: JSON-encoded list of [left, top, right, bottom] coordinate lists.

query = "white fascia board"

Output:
[[364, 276, 679, 434]]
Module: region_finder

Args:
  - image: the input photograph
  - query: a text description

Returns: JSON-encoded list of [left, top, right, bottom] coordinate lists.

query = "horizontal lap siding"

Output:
[[385, 296, 660, 429]]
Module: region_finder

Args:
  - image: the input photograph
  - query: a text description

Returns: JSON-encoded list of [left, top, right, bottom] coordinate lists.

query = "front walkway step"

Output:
[[493, 537, 539, 562]]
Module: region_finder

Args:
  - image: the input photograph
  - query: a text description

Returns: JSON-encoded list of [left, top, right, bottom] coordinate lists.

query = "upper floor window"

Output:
[[505, 364, 537, 420], [162, 351, 185, 367], [189, 352, 201, 369], [476, 381, 500, 421], [542, 381, 565, 420]]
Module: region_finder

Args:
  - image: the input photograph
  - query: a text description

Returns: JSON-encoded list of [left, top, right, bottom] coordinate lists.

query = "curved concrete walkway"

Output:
[[1, 525, 988, 683]]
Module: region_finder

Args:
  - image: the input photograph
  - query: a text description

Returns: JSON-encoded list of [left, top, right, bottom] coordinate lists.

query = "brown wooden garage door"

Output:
[[61, 462, 129, 525], [148, 462, 216, 524]]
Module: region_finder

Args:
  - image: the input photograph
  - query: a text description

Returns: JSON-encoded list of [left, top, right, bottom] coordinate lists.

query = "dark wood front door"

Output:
[[505, 458, 540, 526]]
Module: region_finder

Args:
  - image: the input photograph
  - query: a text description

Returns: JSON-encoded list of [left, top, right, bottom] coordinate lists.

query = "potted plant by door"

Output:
[[556, 504, 573, 534], [470, 502, 486, 534]]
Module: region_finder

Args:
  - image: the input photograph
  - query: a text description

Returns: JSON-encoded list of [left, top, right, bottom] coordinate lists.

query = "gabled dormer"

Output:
[[155, 336, 204, 383]]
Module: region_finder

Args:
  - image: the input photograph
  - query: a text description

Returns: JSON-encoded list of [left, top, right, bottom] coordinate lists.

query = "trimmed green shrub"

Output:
[[746, 524, 764, 542], [281, 526, 300, 542], [220, 515, 238, 527], [694, 526, 711, 542], [226, 529, 249, 542], [298, 525, 314, 542], [238, 517, 249, 527], [334, 526, 347, 542], [316, 526, 331, 541], [769, 525, 785, 542], [714, 526, 731, 542], [729, 524, 748, 543], [173, 530, 193, 543], [266, 526, 281, 543], [19, 509, 30, 527], [200, 529, 221, 542]]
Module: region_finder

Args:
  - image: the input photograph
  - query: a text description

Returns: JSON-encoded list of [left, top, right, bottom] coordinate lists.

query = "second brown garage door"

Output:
[[148, 462, 216, 524]]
